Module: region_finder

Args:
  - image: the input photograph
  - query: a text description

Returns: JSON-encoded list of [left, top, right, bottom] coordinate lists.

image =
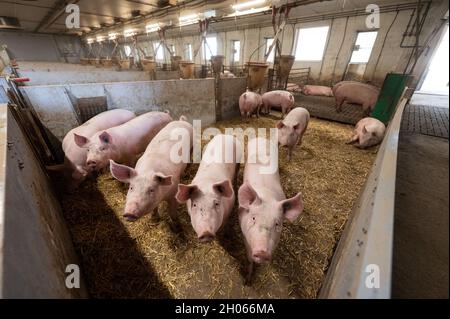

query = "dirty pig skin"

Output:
[[175, 303, 209, 317]]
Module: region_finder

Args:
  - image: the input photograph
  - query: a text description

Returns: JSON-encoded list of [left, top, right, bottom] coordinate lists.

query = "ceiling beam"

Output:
[[126, 0, 158, 7], [34, 0, 81, 33]]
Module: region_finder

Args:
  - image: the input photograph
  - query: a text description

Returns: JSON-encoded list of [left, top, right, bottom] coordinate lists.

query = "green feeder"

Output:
[[371, 73, 412, 124]]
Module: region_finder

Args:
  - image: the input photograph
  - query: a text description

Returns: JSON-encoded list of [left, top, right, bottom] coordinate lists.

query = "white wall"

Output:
[[0, 31, 82, 63], [108, 0, 448, 87]]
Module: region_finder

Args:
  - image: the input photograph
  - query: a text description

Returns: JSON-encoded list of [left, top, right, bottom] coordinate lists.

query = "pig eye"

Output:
[[130, 186, 134, 191], [149, 189, 154, 193], [252, 216, 256, 221], [193, 203, 197, 208]]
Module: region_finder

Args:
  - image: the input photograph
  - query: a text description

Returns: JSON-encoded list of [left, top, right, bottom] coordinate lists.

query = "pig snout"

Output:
[[198, 231, 215, 242], [86, 159, 97, 170], [123, 202, 142, 221], [252, 250, 271, 264]]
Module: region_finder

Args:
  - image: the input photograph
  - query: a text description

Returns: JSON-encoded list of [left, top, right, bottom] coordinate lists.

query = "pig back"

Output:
[[244, 137, 284, 199], [136, 120, 193, 172], [334, 83, 379, 106], [62, 109, 135, 151], [195, 134, 242, 183]]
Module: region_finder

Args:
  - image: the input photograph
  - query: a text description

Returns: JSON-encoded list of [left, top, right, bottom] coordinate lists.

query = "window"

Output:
[[153, 42, 164, 60], [185, 43, 193, 61], [294, 26, 329, 61], [124, 45, 132, 57], [169, 44, 176, 55], [232, 40, 241, 62], [203, 36, 217, 60], [265, 38, 275, 63], [349, 31, 378, 63]]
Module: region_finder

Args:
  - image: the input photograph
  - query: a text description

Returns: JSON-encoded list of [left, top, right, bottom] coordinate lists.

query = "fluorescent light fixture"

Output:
[[124, 28, 137, 37], [179, 13, 198, 22], [108, 32, 118, 40], [87, 38, 95, 44], [146, 23, 160, 33], [231, 0, 265, 10], [96, 35, 105, 42], [226, 6, 270, 17]]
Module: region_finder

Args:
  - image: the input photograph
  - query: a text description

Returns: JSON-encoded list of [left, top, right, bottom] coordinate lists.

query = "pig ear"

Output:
[[280, 192, 304, 222], [176, 184, 199, 203], [154, 173, 173, 186], [362, 126, 368, 135], [238, 182, 261, 210], [109, 160, 136, 183], [212, 180, 233, 198], [276, 121, 285, 129], [74, 133, 89, 147], [99, 131, 112, 144], [346, 134, 359, 145]]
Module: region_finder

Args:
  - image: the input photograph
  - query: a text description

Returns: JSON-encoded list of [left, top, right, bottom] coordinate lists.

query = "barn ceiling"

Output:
[[0, 0, 418, 36]]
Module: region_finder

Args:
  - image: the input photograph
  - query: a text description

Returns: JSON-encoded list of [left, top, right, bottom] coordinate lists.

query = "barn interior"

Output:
[[0, 0, 448, 299]]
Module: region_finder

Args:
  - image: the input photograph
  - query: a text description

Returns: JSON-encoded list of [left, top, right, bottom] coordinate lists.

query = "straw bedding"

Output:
[[61, 112, 377, 299]]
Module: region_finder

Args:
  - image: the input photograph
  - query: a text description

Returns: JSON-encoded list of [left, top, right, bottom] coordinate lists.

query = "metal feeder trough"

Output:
[[245, 61, 269, 90]]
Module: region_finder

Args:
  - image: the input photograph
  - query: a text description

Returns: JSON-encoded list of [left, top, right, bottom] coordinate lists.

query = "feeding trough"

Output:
[[100, 58, 114, 67], [80, 58, 89, 65], [170, 55, 182, 71], [276, 55, 295, 81], [119, 59, 131, 69], [245, 61, 268, 90], [141, 58, 157, 72], [179, 61, 195, 79], [211, 55, 225, 74], [111, 56, 120, 65]]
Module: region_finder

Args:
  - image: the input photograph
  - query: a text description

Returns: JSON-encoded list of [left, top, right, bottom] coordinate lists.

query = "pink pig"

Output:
[[238, 137, 304, 279], [176, 134, 243, 242], [331, 81, 379, 96], [109, 116, 193, 226], [277, 107, 310, 161], [332, 82, 380, 116], [75, 111, 172, 172], [262, 90, 295, 119], [47, 109, 135, 190], [347, 117, 386, 149], [239, 91, 263, 121], [302, 85, 334, 97]]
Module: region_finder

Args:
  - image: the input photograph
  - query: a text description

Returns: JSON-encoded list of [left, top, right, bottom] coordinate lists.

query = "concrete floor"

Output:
[[411, 92, 449, 108], [392, 118, 449, 298]]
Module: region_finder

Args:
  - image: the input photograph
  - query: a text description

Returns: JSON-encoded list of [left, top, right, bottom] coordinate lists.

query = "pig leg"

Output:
[[362, 104, 371, 117], [149, 206, 161, 225], [245, 261, 254, 284], [256, 105, 260, 118], [167, 196, 182, 233], [287, 145, 294, 162], [335, 98, 345, 113], [234, 164, 240, 188]]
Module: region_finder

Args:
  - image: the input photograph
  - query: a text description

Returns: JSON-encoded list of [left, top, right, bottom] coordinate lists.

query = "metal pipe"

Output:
[[371, 10, 400, 81]]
